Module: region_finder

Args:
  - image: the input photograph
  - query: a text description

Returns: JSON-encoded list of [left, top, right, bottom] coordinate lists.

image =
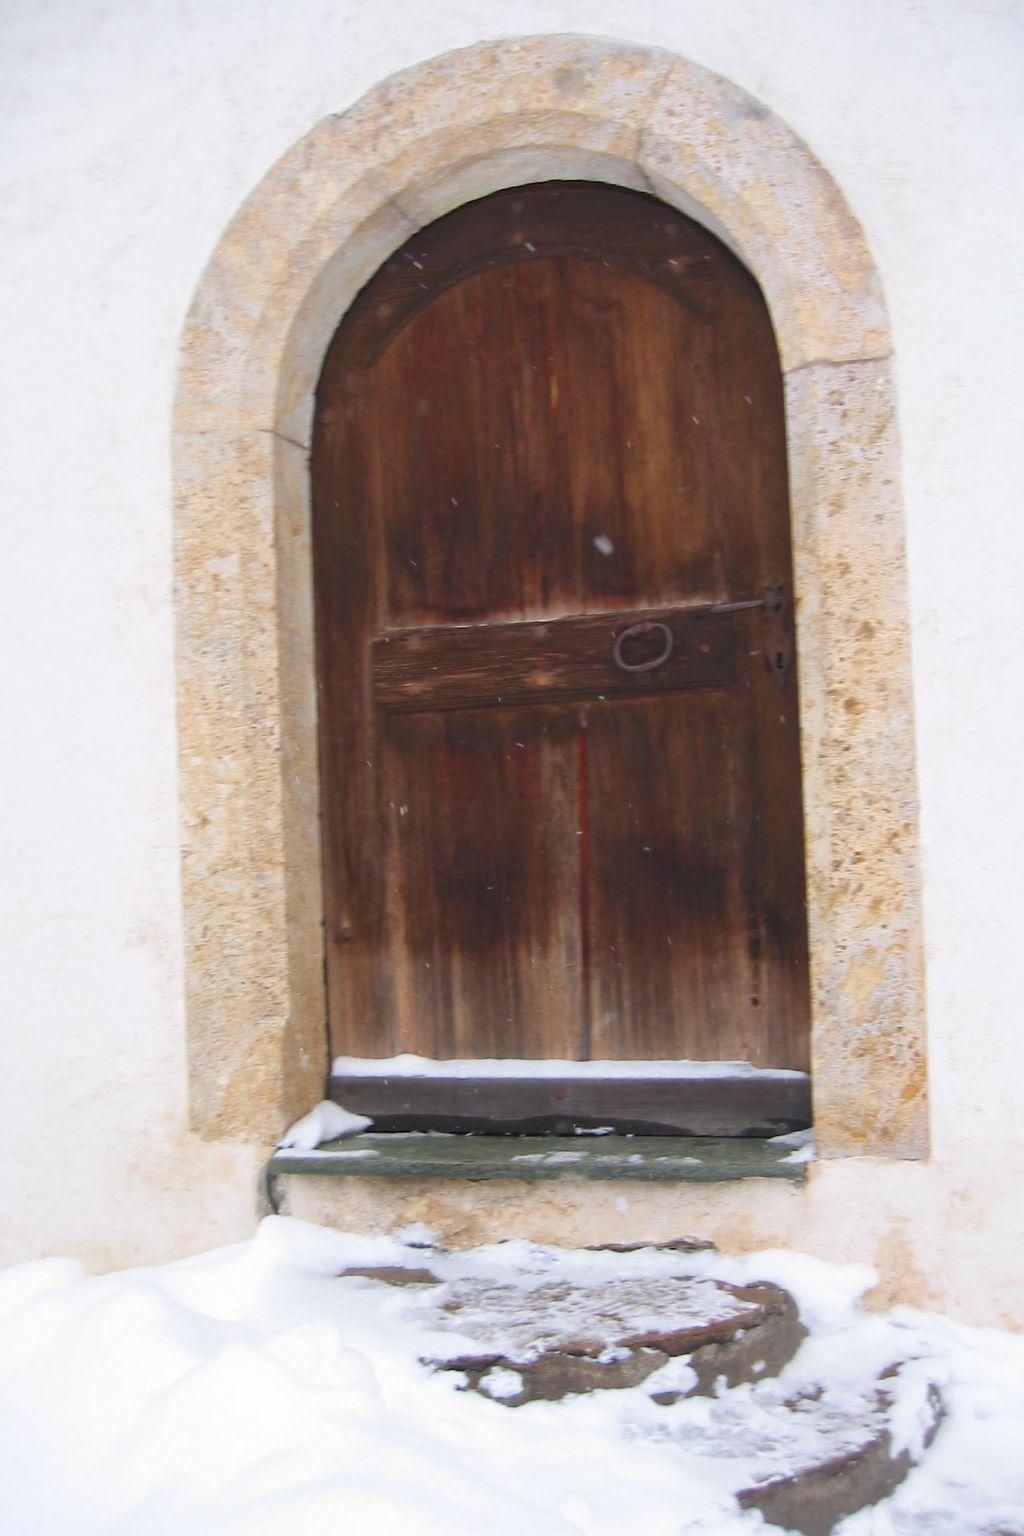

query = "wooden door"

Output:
[[313, 183, 811, 1114]]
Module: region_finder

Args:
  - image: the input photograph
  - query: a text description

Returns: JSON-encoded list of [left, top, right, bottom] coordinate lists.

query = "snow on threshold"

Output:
[[333, 1053, 806, 1080], [0, 1221, 1022, 1536]]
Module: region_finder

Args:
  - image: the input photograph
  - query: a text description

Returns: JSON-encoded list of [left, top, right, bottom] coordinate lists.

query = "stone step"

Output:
[[339, 1250, 804, 1404], [337, 1245, 944, 1532], [423, 1273, 805, 1405], [641, 1372, 944, 1536], [266, 1133, 809, 1204]]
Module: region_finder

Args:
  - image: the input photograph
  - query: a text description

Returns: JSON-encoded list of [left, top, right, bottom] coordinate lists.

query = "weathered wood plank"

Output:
[[382, 707, 582, 1058], [584, 691, 755, 1062], [328, 1068, 811, 1136], [372, 606, 737, 714]]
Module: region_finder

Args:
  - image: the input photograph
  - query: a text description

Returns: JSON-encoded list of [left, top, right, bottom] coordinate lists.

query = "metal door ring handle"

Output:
[[612, 621, 674, 673]]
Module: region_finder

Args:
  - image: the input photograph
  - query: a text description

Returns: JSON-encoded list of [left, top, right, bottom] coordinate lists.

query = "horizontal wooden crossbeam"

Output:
[[372, 605, 737, 715]]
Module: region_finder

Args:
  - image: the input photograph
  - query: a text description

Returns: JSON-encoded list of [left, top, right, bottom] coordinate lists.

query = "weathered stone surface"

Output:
[[363, 34, 672, 231], [439, 1280, 803, 1406], [736, 1381, 944, 1536], [331, 1245, 944, 1527], [639, 57, 889, 371], [337, 1263, 441, 1287], [338, 1264, 804, 1407], [676, 1281, 806, 1399], [266, 1135, 810, 1198], [174, 429, 318, 1141], [786, 360, 928, 1158]]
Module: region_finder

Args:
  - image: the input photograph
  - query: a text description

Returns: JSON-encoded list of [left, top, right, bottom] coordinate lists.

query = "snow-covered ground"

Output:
[[0, 1219, 1021, 1535]]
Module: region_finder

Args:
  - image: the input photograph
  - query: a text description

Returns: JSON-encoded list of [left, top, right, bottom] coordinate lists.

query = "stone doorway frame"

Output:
[[173, 35, 927, 1158]]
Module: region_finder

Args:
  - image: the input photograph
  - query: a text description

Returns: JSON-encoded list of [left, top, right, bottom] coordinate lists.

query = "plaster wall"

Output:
[[1, 1, 1022, 1324]]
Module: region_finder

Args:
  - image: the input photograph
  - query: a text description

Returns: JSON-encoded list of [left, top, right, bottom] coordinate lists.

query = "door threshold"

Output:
[[264, 1133, 810, 1212], [328, 1062, 812, 1138]]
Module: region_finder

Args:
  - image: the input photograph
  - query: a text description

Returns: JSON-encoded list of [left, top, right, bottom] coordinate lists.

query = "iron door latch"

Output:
[[710, 582, 791, 686]]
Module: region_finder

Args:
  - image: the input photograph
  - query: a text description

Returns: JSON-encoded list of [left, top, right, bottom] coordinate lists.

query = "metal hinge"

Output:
[[709, 581, 785, 616], [709, 582, 791, 687]]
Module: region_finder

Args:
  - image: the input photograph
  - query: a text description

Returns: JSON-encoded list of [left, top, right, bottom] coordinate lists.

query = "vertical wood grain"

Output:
[[312, 182, 811, 1076], [384, 707, 581, 1059]]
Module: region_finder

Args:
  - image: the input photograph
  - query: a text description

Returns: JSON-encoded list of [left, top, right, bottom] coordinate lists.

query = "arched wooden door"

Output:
[[313, 183, 811, 1132]]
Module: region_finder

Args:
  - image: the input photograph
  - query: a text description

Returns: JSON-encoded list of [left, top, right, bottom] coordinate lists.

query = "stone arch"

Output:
[[173, 35, 926, 1157]]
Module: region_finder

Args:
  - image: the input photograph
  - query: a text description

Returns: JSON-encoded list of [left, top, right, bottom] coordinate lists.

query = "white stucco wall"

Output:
[[2, 1, 1022, 1321]]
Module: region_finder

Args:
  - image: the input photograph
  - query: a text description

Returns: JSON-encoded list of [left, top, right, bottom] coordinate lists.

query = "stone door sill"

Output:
[[265, 1134, 809, 1210]]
